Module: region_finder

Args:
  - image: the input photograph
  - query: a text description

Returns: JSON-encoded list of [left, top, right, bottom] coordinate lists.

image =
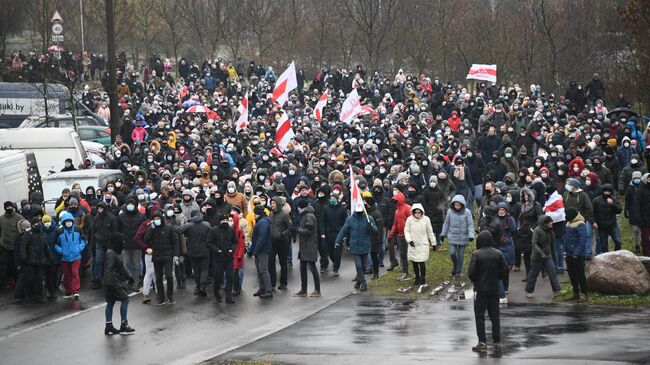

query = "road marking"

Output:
[[0, 292, 139, 342]]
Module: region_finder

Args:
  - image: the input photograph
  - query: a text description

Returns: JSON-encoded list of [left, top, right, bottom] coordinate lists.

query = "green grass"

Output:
[[368, 242, 476, 297], [555, 210, 650, 306]]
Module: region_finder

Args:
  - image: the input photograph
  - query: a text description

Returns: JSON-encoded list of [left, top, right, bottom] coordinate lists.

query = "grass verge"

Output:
[[368, 242, 476, 297]]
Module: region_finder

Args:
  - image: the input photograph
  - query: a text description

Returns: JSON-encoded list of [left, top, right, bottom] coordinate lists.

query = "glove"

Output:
[[409, 241, 415, 247], [178, 256, 185, 264], [334, 243, 341, 248], [173, 256, 179, 265]]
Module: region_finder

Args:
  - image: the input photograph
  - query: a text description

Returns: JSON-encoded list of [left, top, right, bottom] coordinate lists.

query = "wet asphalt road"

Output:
[[214, 296, 650, 365], [0, 254, 363, 365]]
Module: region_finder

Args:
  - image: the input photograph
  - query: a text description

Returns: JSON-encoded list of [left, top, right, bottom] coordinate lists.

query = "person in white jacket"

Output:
[[404, 203, 437, 289]]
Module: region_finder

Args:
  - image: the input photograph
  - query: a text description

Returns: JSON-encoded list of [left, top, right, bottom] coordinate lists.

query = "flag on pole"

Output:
[[236, 91, 249, 132], [339, 88, 363, 124], [275, 111, 295, 152], [313, 89, 328, 121], [466, 64, 497, 83], [272, 61, 298, 106], [349, 166, 363, 215], [359, 105, 377, 117]]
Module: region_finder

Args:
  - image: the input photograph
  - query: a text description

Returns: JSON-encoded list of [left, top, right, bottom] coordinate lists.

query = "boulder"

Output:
[[586, 250, 650, 295], [639, 256, 650, 275]]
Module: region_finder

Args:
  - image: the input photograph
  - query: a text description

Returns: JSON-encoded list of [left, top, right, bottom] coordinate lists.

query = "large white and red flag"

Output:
[[272, 61, 298, 106], [236, 91, 249, 132], [339, 88, 363, 124], [313, 89, 328, 121], [466, 64, 497, 83], [349, 166, 363, 215], [275, 111, 295, 152], [543, 191, 566, 223]]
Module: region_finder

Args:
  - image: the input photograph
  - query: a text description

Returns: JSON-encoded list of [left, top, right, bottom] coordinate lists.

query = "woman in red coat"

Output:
[[230, 212, 246, 296]]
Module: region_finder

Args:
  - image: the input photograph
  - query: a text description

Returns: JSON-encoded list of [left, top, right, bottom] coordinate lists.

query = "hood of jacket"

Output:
[[272, 196, 286, 213], [567, 212, 585, 228], [190, 212, 204, 223], [476, 230, 496, 249], [538, 215, 553, 230], [450, 194, 466, 209], [300, 205, 315, 215], [61, 212, 75, 228], [411, 203, 425, 216], [393, 191, 406, 206]]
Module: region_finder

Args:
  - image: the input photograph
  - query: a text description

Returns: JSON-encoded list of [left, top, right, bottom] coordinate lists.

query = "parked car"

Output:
[[41, 169, 123, 216], [77, 126, 112, 146], [19, 114, 107, 128]]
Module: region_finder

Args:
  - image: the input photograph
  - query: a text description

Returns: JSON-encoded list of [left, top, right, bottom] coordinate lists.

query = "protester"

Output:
[[404, 203, 436, 290], [103, 232, 135, 335], [335, 202, 378, 292], [56, 213, 87, 300], [441, 195, 474, 278], [525, 216, 565, 298], [564, 208, 588, 302], [294, 200, 320, 297]]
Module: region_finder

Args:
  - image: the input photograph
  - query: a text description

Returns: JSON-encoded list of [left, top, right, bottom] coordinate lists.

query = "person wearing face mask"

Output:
[[13, 219, 33, 302], [335, 202, 378, 292], [163, 204, 187, 290], [177, 210, 211, 297], [144, 211, 180, 305], [441, 195, 475, 278], [590, 156, 613, 187], [563, 179, 594, 259], [205, 214, 237, 303], [0, 201, 23, 291], [633, 173, 650, 256], [525, 215, 565, 298], [224, 181, 247, 216], [485, 152, 508, 184], [625, 171, 644, 253], [500, 147, 520, 176], [618, 154, 647, 195], [103, 232, 136, 335], [18, 217, 53, 303], [117, 197, 146, 288], [422, 176, 446, 249], [179, 189, 200, 221], [592, 184, 623, 254], [387, 191, 412, 280], [55, 213, 87, 300], [319, 193, 348, 275], [41, 215, 60, 299], [404, 204, 436, 291], [293, 200, 321, 298], [495, 203, 517, 304], [567, 157, 585, 179], [90, 202, 117, 290], [212, 189, 233, 223], [583, 172, 603, 201]]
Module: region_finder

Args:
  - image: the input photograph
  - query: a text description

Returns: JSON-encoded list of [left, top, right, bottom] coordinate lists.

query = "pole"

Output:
[[105, 0, 120, 143], [79, 0, 85, 53]]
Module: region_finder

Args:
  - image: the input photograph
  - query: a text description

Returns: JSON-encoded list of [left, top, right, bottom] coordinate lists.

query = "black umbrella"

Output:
[[606, 107, 639, 118]]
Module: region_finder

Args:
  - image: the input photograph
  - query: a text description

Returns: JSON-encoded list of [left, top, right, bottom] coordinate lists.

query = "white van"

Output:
[[0, 128, 88, 177], [0, 150, 43, 206], [41, 169, 124, 216]]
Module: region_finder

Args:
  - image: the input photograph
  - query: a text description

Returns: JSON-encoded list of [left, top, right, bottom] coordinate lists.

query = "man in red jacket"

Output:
[[388, 191, 411, 280]]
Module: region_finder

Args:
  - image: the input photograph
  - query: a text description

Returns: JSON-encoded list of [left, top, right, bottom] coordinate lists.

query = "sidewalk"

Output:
[[507, 267, 571, 304]]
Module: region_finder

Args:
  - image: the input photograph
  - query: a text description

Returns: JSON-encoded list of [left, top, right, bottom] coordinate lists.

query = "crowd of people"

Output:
[[1, 54, 649, 344]]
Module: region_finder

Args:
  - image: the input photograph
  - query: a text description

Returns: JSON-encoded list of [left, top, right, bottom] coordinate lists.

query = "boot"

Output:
[[142, 295, 151, 304], [119, 320, 135, 335], [104, 322, 120, 335], [225, 295, 235, 304]]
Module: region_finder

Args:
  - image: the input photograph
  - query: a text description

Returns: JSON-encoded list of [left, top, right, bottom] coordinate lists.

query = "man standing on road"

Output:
[[250, 205, 273, 299], [468, 231, 508, 353]]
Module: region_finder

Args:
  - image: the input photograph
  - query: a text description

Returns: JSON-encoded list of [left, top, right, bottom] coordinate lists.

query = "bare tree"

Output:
[[529, 0, 568, 91], [26, 0, 61, 53], [219, 0, 247, 61], [0, 0, 27, 62], [246, 0, 284, 64], [156, 0, 185, 67]]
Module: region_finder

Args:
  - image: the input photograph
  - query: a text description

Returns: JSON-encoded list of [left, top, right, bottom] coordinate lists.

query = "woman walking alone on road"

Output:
[[104, 233, 135, 335]]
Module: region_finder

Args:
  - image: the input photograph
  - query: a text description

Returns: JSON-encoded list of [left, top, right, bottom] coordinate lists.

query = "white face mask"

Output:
[[506, 196, 513, 203], [631, 159, 639, 165], [289, 170, 296, 176], [541, 173, 548, 179], [573, 167, 580, 172], [44, 222, 52, 228], [153, 219, 161, 226], [505, 153, 512, 158], [585, 180, 592, 186], [228, 221, 234, 227], [227, 187, 236, 194], [565, 184, 572, 192], [429, 182, 437, 188], [165, 210, 174, 217], [127, 204, 135, 212]]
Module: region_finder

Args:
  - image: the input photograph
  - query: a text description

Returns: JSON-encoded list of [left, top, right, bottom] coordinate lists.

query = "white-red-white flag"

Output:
[[275, 111, 295, 152], [339, 88, 363, 124], [349, 166, 363, 215], [313, 89, 328, 121], [236, 91, 249, 132], [359, 105, 377, 117], [543, 191, 566, 223], [466, 64, 497, 83], [272, 61, 298, 106]]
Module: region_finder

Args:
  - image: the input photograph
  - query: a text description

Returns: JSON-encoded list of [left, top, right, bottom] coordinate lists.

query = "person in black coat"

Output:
[[422, 176, 446, 247], [468, 231, 508, 353], [144, 211, 179, 305], [515, 188, 544, 275], [319, 195, 348, 274], [177, 211, 212, 295], [117, 197, 146, 282], [90, 202, 117, 289], [103, 232, 135, 335], [20, 217, 53, 303], [364, 196, 384, 280], [592, 184, 623, 253], [625, 172, 643, 253], [206, 213, 237, 303]]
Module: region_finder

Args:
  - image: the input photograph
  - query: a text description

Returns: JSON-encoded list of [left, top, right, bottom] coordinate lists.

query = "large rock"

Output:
[[586, 250, 650, 295], [638, 256, 650, 275]]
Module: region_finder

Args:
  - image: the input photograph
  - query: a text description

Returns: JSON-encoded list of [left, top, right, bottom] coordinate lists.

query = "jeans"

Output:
[[213, 259, 233, 298], [397, 236, 408, 275], [552, 236, 565, 270], [191, 256, 209, 290], [566, 256, 587, 295], [474, 291, 500, 343], [93, 245, 107, 284], [473, 184, 484, 211], [153, 261, 173, 300], [269, 240, 288, 287], [105, 298, 129, 323], [142, 254, 156, 296], [585, 221, 593, 257], [598, 226, 622, 253], [255, 253, 272, 293], [525, 258, 561, 293], [449, 244, 466, 276], [300, 260, 320, 292], [61, 260, 81, 295], [122, 249, 142, 283], [353, 254, 369, 285]]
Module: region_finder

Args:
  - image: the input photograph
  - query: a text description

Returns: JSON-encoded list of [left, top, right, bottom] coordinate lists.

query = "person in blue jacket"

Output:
[[249, 205, 273, 298], [335, 202, 378, 292], [55, 212, 87, 300], [564, 208, 588, 302]]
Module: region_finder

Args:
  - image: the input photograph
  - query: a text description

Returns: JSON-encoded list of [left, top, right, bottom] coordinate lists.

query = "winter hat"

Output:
[[253, 204, 266, 216], [567, 178, 582, 189], [632, 171, 642, 179], [410, 164, 421, 174], [364, 195, 376, 206], [373, 178, 383, 188], [565, 207, 579, 222], [68, 197, 79, 206], [476, 231, 496, 249], [504, 147, 513, 155], [275, 183, 286, 194], [42, 215, 52, 223], [190, 210, 201, 218], [30, 216, 41, 225], [4, 201, 13, 209]]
